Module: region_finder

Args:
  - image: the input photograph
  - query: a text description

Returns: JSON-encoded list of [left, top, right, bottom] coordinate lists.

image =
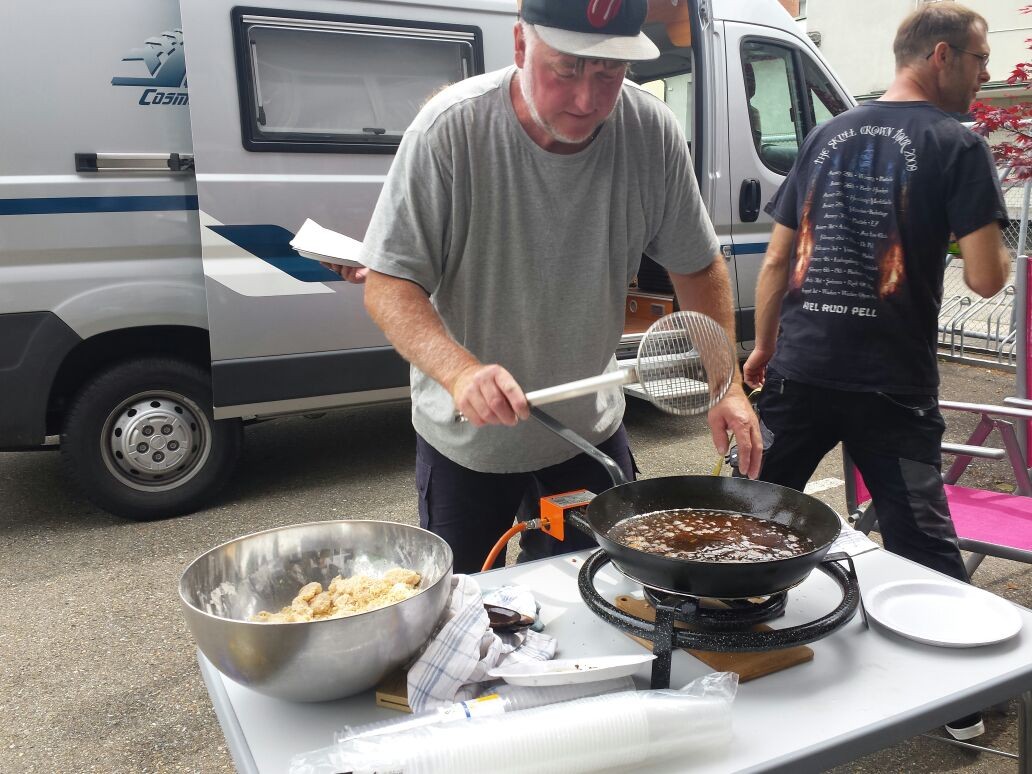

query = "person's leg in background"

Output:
[[518, 424, 637, 562], [415, 435, 528, 574], [841, 392, 980, 740], [842, 393, 968, 582], [755, 367, 840, 491]]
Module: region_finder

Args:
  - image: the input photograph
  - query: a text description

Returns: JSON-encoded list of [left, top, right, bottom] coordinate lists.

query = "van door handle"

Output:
[[739, 179, 761, 223], [74, 152, 195, 173]]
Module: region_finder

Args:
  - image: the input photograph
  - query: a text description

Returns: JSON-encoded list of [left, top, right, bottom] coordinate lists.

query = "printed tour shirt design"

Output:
[[765, 101, 1006, 392], [791, 124, 921, 319]]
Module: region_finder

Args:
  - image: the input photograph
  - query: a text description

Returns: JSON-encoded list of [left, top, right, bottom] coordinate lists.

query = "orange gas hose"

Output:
[[481, 523, 527, 572]]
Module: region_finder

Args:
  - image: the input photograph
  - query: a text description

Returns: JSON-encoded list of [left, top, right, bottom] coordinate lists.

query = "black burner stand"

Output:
[[577, 550, 861, 689]]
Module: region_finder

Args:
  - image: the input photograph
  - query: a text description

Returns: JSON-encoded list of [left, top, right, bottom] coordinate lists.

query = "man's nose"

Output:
[[979, 66, 990, 83], [570, 77, 596, 113]]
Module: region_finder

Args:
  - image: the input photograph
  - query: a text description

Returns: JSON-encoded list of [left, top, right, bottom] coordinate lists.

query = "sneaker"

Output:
[[945, 712, 985, 740]]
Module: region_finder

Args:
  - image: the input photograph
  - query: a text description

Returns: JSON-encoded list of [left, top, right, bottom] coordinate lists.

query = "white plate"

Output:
[[289, 219, 365, 268], [865, 579, 1022, 648], [293, 248, 364, 269], [486, 654, 655, 686]]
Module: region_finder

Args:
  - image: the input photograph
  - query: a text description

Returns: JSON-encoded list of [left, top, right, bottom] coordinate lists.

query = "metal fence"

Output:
[[937, 168, 1031, 369]]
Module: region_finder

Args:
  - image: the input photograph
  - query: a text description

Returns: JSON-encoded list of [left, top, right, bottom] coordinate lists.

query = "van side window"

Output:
[[233, 9, 482, 153], [741, 41, 849, 176], [742, 42, 804, 176]]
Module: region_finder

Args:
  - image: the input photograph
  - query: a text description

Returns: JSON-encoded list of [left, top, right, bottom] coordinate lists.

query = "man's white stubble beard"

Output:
[[518, 63, 606, 146]]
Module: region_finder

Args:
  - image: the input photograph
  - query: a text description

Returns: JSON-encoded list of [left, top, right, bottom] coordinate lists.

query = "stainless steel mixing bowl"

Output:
[[179, 520, 453, 702]]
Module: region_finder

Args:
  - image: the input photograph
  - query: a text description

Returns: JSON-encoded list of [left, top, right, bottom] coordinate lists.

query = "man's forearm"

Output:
[[753, 224, 795, 352], [752, 263, 789, 353], [364, 270, 479, 393]]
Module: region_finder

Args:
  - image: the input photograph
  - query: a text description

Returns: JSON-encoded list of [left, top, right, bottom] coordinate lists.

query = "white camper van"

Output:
[[0, 0, 853, 519]]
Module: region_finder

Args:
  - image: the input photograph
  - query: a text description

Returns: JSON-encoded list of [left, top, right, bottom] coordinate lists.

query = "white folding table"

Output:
[[199, 546, 1032, 773]]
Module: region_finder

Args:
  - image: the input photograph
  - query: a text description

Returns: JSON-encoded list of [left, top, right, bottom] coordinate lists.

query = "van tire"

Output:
[[61, 357, 242, 520]]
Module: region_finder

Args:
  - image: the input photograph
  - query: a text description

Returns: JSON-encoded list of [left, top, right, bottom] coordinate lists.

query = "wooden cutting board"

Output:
[[374, 668, 412, 713], [614, 595, 813, 682]]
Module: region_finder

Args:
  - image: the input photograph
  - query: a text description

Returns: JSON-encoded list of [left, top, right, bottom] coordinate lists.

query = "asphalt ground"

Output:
[[0, 359, 1029, 773]]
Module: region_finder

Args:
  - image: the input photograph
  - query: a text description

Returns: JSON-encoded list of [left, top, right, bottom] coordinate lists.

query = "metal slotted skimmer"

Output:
[[526, 311, 736, 416]]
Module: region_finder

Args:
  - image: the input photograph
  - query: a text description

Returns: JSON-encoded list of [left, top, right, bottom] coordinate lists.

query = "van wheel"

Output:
[[61, 357, 242, 520]]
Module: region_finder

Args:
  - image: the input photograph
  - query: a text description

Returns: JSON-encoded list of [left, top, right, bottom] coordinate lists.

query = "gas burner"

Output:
[[640, 585, 788, 631], [578, 550, 862, 689]]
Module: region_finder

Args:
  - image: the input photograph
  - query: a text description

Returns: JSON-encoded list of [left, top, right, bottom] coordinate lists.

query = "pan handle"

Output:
[[564, 508, 596, 537], [454, 371, 635, 423], [529, 407, 629, 487], [524, 368, 637, 407]]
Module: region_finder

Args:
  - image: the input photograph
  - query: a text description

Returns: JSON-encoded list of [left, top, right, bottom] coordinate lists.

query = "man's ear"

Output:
[[514, 23, 527, 68], [928, 40, 950, 69]]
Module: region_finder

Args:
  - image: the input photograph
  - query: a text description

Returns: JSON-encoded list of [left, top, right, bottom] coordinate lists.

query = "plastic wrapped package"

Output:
[[290, 672, 738, 774], [335, 676, 636, 742]]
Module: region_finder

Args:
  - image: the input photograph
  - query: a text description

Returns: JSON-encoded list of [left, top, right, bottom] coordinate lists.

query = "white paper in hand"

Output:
[[289, 219, 365, 268]]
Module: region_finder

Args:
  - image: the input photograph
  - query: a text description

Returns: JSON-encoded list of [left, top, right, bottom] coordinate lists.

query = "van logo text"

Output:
[[111, 29, 189, 106]]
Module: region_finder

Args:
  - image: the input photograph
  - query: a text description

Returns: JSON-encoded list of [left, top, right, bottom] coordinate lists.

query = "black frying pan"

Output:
[[576, 475, 841, 598], [531, 408, 842, 599]]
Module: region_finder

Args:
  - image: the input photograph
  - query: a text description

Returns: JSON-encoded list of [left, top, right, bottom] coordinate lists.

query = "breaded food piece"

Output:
[[309, 592, 334, 616], [251, 567, 422, 622], [383, 568, 421, 587], [327, 576, 348, 596], [290, 596, 313, 618]]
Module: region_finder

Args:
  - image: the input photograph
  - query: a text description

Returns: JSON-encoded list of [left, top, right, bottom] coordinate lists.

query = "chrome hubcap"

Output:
[[103, 392, 211, 492]]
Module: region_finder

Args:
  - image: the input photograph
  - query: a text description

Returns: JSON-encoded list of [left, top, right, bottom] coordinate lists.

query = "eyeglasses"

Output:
[[951, 45, 990, 69], [925, 44, 990, 70], [551, 57, 630, 79]]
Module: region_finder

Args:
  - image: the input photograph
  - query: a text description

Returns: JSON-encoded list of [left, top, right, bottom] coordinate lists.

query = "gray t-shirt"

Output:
[[360, 67, 718, 473]]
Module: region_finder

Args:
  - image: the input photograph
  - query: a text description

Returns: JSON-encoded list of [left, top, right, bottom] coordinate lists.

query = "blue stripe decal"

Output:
[[207, 224, 342, 283], [0, 195, 199, 215], [729, 242, 768, 256]]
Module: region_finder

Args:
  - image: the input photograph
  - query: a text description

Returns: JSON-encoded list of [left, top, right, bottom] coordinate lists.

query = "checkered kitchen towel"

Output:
[[406, 574, 556, 712]]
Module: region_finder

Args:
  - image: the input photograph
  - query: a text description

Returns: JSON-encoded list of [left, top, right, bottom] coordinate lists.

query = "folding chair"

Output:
[[845, 400, 1032, 577]]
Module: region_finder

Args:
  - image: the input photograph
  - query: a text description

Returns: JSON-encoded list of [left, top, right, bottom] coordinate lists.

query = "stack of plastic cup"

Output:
[[484, 675, 636, 710], [336, 676, 636, 742], [328, 687, 733, 774]]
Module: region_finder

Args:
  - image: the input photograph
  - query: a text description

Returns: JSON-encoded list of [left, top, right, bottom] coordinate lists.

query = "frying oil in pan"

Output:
[[608, 509, 815, 562]]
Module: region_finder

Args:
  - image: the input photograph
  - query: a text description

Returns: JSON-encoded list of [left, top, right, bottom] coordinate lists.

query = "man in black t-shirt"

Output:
[[744, 0, 1009, 693]]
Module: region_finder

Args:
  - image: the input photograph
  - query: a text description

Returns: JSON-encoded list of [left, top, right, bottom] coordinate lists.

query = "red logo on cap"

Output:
[[587, 0, 623, 29]]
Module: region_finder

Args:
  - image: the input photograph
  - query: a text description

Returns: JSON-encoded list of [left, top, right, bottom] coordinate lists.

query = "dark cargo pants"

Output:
[[415, 426, 636, 574], [756, 367, 968, 582]]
